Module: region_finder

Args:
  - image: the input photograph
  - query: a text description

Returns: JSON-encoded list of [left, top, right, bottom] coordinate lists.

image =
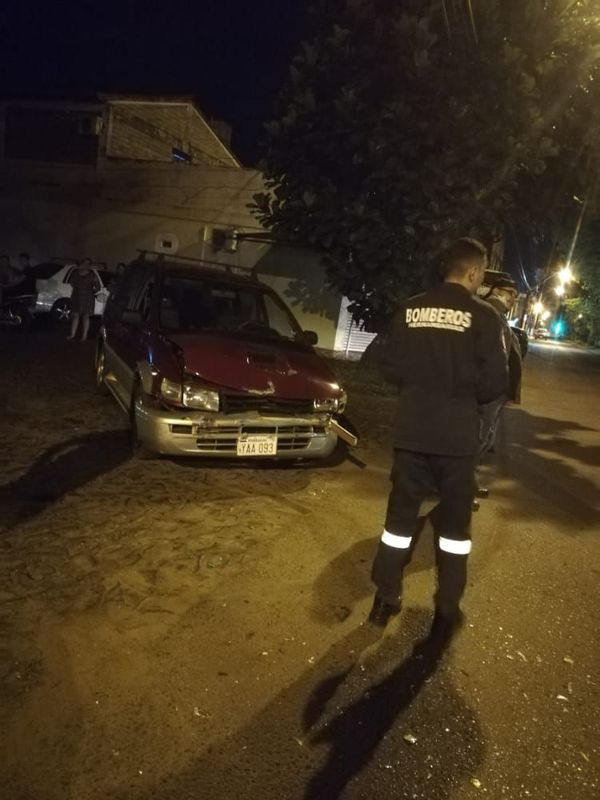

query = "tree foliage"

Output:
[[506, 2, 600, 287], [253, 0, 600, 328], [565, 220, 600, 343]]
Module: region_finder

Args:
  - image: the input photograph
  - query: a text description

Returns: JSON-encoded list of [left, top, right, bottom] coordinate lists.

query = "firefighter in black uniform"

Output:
[[368, 239, 508, 633]]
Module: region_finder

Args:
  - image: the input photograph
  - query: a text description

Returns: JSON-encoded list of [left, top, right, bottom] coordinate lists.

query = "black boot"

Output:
[[476, 487, 490, 499], [430, 609, 465, 639], [367, 594, 401, 627]]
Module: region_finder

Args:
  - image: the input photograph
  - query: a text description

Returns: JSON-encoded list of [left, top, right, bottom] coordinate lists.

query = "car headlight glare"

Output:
[[160, 377, 182, 404], [183, 382, 220, 412]]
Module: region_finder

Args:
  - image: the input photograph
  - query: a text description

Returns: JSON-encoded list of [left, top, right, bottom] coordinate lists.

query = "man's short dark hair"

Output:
[[440, 238, 487, 279]]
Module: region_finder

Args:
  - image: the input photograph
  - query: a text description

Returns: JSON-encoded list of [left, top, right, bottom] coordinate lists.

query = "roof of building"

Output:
[[0, 93, 240, 167]]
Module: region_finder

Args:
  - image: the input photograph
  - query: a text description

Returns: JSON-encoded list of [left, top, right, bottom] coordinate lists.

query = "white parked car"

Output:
[[15, 259, 115, 323]]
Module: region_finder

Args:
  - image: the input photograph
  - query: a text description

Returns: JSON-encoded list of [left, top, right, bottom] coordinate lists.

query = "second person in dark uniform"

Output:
[[478, 277, 523, 464]]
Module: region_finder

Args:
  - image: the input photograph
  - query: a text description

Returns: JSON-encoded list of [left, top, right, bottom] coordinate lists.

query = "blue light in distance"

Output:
[[552, 320, 564, 337]]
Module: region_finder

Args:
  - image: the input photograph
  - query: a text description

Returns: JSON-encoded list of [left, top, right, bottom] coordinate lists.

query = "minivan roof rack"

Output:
[[136, 250, 258, 279], [49, 256, 108, 268]]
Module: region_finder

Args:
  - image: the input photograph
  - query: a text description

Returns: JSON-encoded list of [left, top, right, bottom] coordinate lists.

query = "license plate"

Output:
[[236, 434, 277, 457]]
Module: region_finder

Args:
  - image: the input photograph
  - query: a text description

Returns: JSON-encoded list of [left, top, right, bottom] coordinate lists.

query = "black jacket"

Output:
[[381, 282, 508, 456]]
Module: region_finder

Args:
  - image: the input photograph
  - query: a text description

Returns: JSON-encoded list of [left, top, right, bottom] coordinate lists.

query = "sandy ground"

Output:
[[0, 330, 599, 799]]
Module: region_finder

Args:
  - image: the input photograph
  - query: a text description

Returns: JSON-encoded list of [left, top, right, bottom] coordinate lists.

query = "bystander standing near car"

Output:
[[0, 255, 23, 303], [17, 252, 31, 274], [68, 257, 101, 341], [0, 255, 12, 293]]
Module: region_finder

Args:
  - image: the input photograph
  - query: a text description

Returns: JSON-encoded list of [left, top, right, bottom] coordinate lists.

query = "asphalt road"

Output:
[[0, 332, 598, 800]]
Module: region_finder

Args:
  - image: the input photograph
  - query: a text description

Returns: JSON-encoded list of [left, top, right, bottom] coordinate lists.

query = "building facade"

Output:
[[0, 95, 367, 353]]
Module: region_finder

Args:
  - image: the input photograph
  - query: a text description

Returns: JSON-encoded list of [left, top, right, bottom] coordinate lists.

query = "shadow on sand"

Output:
[[129, 610, 484, 800], [0, 429, 131, 530], [496, 407, 600, 526]]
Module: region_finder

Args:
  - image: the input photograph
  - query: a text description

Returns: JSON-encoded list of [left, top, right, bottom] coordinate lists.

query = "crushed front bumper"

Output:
[[135, 395, 338, 459]]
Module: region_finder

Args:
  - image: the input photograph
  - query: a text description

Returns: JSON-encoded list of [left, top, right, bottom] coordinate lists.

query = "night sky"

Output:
[[0, 0, 310, 165]]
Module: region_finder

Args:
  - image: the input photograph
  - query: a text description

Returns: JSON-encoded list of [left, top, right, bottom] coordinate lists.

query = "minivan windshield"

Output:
[[159, 274, 303, 341]]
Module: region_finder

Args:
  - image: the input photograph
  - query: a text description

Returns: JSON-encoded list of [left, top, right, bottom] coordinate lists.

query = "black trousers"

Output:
[[479, 396, 506, 457], [371, 449, 476, 617]]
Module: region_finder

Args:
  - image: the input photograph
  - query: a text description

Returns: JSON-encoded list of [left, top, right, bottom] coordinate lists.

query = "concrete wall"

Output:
[[0, 159, 265, 266], [106, 101, 238, 167]]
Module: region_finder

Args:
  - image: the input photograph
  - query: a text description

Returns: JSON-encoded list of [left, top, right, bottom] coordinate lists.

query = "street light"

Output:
[[528, 265, 576, 334], [558, 265, 574, 284]]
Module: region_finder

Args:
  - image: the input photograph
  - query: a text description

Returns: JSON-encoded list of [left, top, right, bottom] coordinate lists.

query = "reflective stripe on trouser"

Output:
[[434, 536, 472, 617], [371, 528, 413, 606], [371, 449, 476, 610]]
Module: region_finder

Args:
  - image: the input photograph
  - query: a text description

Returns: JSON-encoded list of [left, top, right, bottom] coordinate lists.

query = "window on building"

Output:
[[171, 147, 191, 163], [3, 106, 101, 165]]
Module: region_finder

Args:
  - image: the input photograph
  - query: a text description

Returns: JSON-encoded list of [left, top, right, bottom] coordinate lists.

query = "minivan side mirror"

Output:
[[122, 310, 143, 325], [300, 330, 318, 346]]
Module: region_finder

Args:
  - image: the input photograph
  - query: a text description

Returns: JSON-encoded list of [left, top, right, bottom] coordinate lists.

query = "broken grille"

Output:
[[221, 393, 313, 416]]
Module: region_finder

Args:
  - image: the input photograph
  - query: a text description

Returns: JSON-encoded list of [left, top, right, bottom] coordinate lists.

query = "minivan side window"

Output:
[[136, 279, 155, 322], [105, 265, 152, 323], [125, 271, 153, 313]]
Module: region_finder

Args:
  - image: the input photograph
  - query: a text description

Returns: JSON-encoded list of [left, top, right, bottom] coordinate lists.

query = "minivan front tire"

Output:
[[95, 343, 110, 395], [130, 380, 157, 460]]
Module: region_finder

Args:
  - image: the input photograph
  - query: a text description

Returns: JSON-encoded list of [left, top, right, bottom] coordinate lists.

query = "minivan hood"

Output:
[[165, 332, 341, 399]]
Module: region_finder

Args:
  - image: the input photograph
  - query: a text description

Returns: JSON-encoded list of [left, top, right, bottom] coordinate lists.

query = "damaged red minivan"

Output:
[[96, 253, 350, 459]]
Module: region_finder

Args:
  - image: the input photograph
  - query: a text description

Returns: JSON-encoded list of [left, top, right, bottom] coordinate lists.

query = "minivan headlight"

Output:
[[313, 391, 347, 414], [183, 381, 220, 411], [313, 398, 336, 413], [160, 377, 183, 404]]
